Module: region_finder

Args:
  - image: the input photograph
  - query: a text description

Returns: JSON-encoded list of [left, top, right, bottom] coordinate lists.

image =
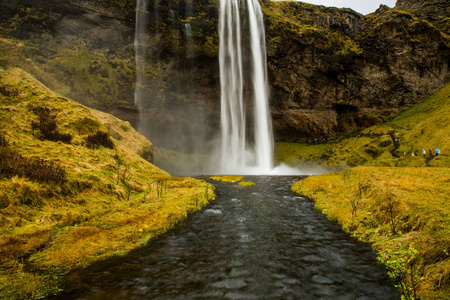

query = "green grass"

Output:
[[379, 83, 450, 157], [0, 68, 215, 299], [238, 181, 256, 187], [210, 175, 245, 183], [0, 38, 135, 108], [292, 167, 450, 299], [276, 83, 450, 170], [287, 84, 450, 299]]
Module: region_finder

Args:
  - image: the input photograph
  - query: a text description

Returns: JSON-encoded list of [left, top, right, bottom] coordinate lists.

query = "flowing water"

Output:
[[49, 176, 399, 300], [134, 0, 148, 108], [219, 0, 274, 174]]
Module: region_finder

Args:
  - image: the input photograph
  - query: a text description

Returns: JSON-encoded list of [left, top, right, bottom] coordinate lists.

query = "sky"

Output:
[[297, 0, 398, 15]]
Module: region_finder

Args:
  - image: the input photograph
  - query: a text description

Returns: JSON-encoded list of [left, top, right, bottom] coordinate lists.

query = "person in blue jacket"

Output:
[[435, 148, 440, 156]]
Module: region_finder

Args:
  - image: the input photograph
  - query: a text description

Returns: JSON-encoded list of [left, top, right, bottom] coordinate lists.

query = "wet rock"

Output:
[[301, 255, 326, 263], [212, 279, 247, 289], [229, 268, 251, 277], [224, 292, 259, 299], [312, 284, 338, 296], [282, 278, 300, 285], [312, 275, 334, 284]]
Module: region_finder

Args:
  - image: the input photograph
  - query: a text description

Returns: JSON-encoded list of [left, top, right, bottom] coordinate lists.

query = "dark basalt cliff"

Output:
[[0, 0, 448, 151], [265, 1, 449, 141], [396, 0, 450, 34]]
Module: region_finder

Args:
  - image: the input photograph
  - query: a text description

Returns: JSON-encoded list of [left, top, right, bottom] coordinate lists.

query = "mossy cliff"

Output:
[[396, 0, 450, 34], [285, 61, 450, 300], [0, 68, 214, 299], [0, 0, 221, 153], [0, 0, 448, 150], [276, 82, 450, 170], [264, 1, 449, 142]]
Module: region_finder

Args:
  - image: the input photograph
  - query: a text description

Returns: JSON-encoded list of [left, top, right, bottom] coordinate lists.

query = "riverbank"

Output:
[[0, 68, 214, 299], [292, 167, 450, 299], [46, 176, 400, 299]]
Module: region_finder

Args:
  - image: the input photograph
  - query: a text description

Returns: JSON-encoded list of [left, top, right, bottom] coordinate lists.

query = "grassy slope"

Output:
[[89, 108, 154, 162], [289, 84, 450, 299], [0, 68, 214, 299], [292, 168, 450, 299], [377, 84, 450, 166], [276, 82, 450, 169], [0, 37, 135, 108]]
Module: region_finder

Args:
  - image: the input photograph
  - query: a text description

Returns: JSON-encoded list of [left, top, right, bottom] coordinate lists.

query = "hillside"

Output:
[[88, 108, 154, 163], [287, 74, 450, 299], [276, 82, 450, 170], [0, 0, 448, 156], [292, 167, 450, 299], [0, 68, 214, 299], [396, 0, 450, 34]]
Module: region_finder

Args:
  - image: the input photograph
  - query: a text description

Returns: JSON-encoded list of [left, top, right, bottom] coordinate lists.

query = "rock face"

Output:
[[264, 1, 449, 141], [396, 0, 450, 19], [396, 0, 449, 11], [0, 0, 448, 149], [396, 0, 450, 33]]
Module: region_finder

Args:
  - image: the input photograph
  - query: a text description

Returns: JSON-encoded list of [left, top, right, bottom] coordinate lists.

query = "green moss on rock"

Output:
[[238, 181, 256, 187]]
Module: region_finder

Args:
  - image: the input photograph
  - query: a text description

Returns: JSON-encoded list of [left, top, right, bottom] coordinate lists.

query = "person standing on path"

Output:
[[436, 148, 440, 156], [423, 149, 426, 157], [429, 149, 433, 156]]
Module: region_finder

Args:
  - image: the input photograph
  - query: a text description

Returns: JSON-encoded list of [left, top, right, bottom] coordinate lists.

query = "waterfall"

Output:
[[219, 0, 274, 174], [168, 10, 177, 29], [185, 23, 192, 37], [134, 0, 148, 107], [186, 0, 195, 17]]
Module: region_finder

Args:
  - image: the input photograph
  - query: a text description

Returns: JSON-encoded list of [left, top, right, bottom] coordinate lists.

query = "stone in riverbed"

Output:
[[212, 279, 247, 289]]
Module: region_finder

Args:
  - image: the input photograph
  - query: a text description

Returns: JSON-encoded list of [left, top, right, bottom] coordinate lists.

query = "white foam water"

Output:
[[134, 0, 149, 108], [219, 0, 274, 175]]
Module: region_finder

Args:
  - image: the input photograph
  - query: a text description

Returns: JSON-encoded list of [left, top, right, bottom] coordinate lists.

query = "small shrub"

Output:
[[0, 134, 67, 183], [364, 144, 381, 157], [119, 167, 133, 201], [0, 236, 24, 259], [0, 132, 8, 147], [380, 246, 420, 300], [155, 178, 167, 198], [139, 146, 154, 163], [385, 191, 399, 236], [25, 158, 67, 184], [30, 106, 72, 144], [17, 183, 41, 206], [86, 131, 114, 149], [0, 143, 24, 178], [349, 194, 362, 220], [0, 84, 19, 97], [0, 191, 9, 209]]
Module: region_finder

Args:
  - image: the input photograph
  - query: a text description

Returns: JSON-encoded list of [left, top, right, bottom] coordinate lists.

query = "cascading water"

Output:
[[219, 0, 274, 174], [184, 23, 192, 38], [134, 0, 282, 175], [134, 0, 148, 107]]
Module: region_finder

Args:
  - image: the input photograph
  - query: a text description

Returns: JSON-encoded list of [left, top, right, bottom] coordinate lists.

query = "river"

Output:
[[49, 176, 399, 299]]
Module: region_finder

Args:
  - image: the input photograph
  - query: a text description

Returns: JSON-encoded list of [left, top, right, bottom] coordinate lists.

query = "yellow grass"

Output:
[[292, 167, 450, 299], [238, 181, 256, 187], [0, 68, 215, 299], [209, 175, 245, 182]]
